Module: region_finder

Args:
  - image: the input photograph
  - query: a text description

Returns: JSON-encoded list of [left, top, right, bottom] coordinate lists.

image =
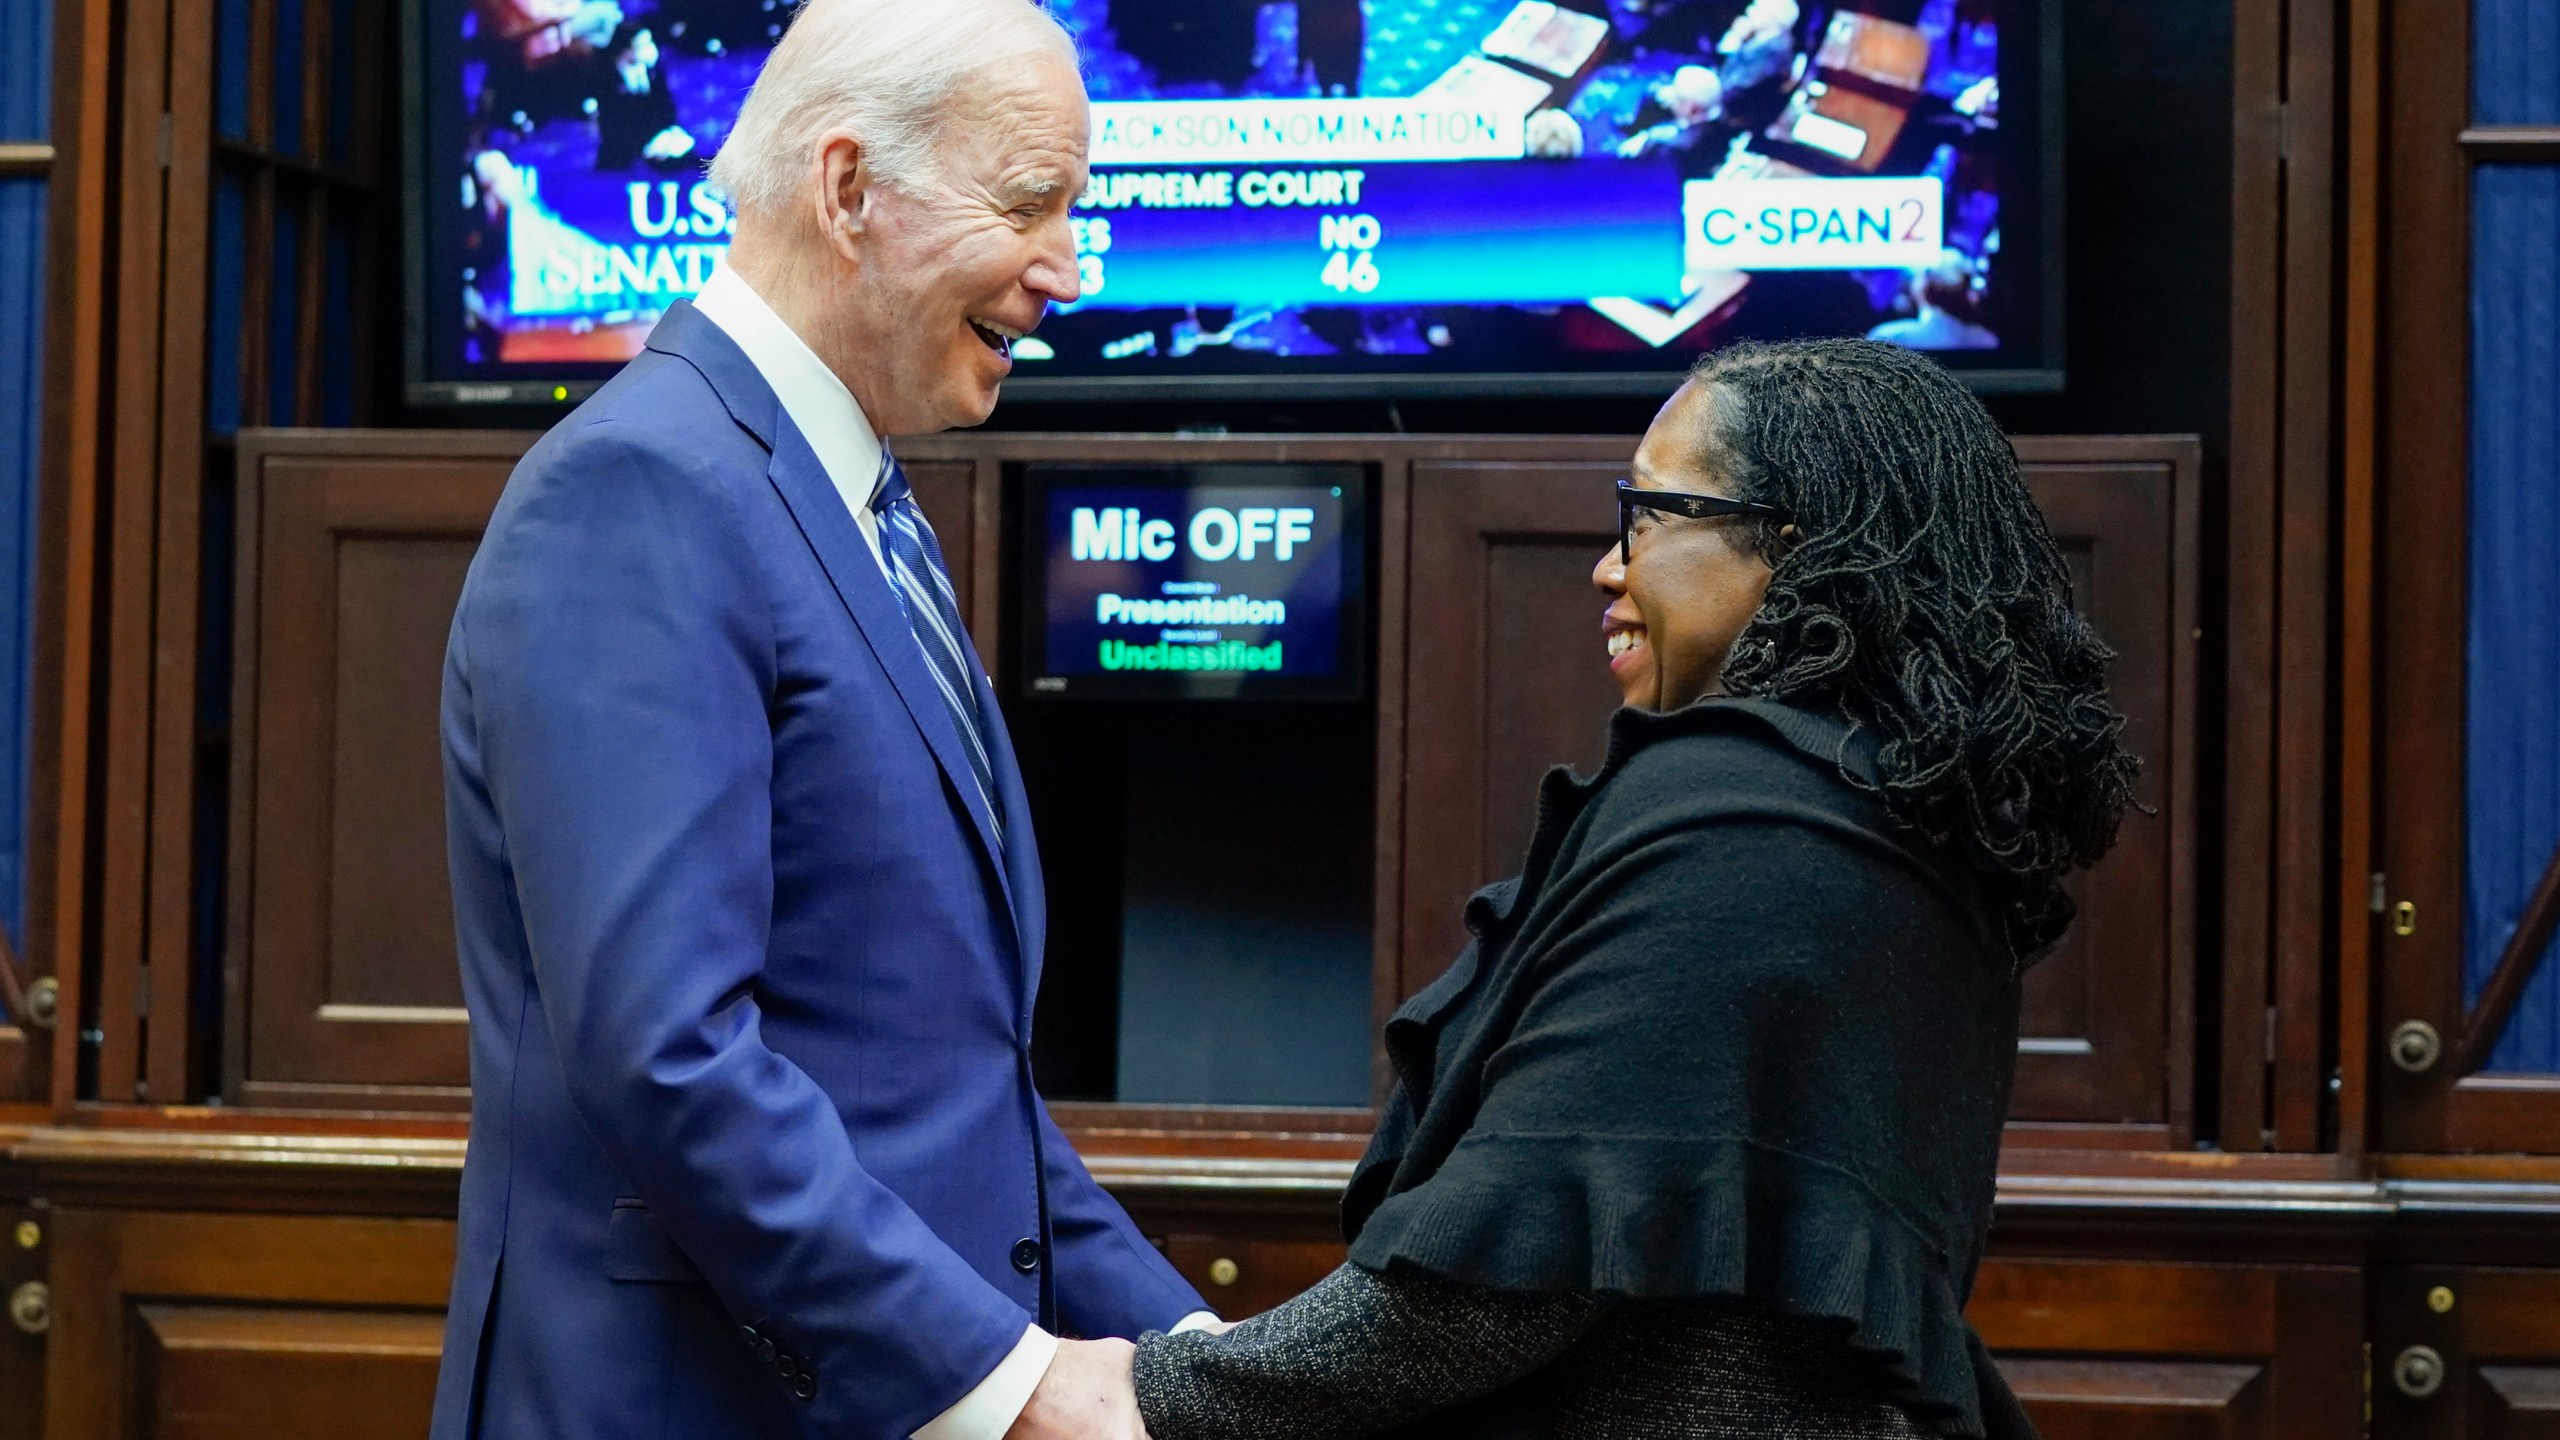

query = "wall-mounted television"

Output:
[[406, 0, 2060, 407], [1021, 463, 1369, 700]]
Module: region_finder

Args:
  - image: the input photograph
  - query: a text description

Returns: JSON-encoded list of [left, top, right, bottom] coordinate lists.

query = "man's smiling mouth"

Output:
[[969, 318, 1023, 358]]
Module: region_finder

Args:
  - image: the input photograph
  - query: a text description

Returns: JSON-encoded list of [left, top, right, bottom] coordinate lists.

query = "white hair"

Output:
[[709, 0, 1078, 220]]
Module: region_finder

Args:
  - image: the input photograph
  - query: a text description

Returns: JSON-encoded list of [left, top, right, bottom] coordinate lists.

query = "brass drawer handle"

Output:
[[2392, 1344, 2444, 1400], [2389, 1020, 2443, 1074], [7, 1282, 48, 1336], [1208, 1258, 1240, 1287]]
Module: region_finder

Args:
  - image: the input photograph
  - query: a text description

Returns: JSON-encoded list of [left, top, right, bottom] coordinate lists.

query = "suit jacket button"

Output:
[[776, 1352, 799, 1381], [793, 1372, 817, 1401], [1011, 1238, 1043, 1274]]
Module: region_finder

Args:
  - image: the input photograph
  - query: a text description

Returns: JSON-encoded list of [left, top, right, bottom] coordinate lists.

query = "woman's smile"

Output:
[[1604, 615, 1649, 676]]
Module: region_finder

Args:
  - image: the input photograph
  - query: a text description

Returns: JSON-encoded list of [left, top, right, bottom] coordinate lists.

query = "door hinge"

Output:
[[2266, 1006, 2280, 1066], [2369, 872, 2388, 914], [158, 113, 172, 169]]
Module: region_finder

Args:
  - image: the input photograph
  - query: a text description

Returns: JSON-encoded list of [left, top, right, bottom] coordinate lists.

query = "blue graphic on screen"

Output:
[[1041, 484, 1349, 682], [424, 0, 2025, 385]]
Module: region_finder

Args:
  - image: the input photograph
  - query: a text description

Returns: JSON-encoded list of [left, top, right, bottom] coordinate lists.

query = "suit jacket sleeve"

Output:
[[457, 423, 1029, 1437], [1037, 1101, 1212, 1337]]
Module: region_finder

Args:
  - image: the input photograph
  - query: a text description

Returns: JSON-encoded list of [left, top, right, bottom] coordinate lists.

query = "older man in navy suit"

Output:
[[429, 4, 1212, 1438]]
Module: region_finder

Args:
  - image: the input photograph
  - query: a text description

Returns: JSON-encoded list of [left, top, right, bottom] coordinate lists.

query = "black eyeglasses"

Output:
[[1615, 482, 1792, 562]]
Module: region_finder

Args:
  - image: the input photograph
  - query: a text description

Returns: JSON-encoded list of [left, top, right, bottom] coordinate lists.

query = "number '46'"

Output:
[[1322, 250, 1380, 295]]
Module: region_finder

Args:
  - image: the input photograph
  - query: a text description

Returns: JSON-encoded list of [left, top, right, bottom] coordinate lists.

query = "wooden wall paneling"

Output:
[[2221, 0, 2287, 1157], [143, 0, 218, 1105], [298, 0, 331, 168], [2332, 0, 2384, 1166], [1368, 458, 1411, 1104], [2372, 0, 2470, 1156], [95, 0, 178, 1105], [296, 185, 329, 422], [225, 440, 523, 1107], [31, 0, 120, 1117], [42, 1209, 454, 1440], [901, 461, 979, 631], [2269, 0, 2342, 1154], [968, 457, 1005, 645], [1399, 454, 1629, 1002]]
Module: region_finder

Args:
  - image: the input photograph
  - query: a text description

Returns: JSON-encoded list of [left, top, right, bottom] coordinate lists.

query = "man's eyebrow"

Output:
[[1005, 175, 1067, 200]]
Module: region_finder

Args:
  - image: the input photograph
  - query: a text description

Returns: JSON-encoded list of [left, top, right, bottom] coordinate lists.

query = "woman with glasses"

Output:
[[1130, 338, 2140, 1440]]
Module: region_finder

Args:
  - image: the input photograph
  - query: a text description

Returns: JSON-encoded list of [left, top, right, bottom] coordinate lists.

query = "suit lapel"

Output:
[[648, 300, 1032, 970], [977, 677, 1046, 995], [760, 411, 1023, 946]]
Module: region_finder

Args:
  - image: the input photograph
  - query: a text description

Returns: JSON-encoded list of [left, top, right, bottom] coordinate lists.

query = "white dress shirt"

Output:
[[687, 267, 1214, 1440]]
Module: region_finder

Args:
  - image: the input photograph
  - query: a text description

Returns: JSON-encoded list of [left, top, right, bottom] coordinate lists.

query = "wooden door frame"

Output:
[[15, 0, 121, 1116], [2371, 0, 2560, 1152]]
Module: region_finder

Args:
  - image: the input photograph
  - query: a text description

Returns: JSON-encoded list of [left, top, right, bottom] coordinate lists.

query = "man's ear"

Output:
[[811, 128, 869, 262]]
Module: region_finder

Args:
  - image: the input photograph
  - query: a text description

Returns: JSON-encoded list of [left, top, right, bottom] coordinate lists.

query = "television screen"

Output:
[[408, 0, 2056, 405], [1023, 464, 1368, 700]]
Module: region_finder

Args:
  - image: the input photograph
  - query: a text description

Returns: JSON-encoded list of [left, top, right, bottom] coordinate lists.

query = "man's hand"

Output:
[[1006, 1337, 1145, 1440]]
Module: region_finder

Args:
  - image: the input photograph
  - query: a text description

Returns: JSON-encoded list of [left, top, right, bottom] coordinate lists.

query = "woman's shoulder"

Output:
[[1589, 697, 1881, 825]]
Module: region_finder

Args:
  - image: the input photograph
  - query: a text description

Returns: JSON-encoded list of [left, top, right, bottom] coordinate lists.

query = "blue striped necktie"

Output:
[[868, 449, 1002, 849]]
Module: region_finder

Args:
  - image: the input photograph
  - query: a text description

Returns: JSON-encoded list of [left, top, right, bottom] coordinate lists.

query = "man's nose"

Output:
[[1029, 217, 1081, 305]]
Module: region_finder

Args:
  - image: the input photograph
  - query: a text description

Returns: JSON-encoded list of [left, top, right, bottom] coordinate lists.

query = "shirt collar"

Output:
[[690, 265, 887, 552]]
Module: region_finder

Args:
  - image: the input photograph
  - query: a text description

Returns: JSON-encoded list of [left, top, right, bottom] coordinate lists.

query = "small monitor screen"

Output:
[[1025, 465, 1368, 700]]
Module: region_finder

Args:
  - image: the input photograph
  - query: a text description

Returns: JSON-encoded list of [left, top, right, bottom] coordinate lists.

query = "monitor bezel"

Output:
[[399, 0, 2066, 409], [1016, 462, 1373, 703]]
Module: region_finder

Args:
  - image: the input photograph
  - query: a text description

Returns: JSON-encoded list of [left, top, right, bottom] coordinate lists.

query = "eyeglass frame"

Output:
[[1615, 481, 1794, 564]]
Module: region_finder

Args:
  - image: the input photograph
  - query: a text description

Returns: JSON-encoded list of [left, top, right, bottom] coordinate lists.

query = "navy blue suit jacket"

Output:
[[429, 303, 1203, 1440]]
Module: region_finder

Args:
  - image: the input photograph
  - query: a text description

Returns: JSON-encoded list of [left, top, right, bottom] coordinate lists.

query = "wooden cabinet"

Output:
[[41, 1209, 453, 1440], [226, 431, 2198, 1140], [1396, 438, 2200, 1140]]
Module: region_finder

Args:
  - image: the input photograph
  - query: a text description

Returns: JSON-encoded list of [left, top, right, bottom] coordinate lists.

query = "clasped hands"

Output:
[[1007, 1321, 1237, 1440]]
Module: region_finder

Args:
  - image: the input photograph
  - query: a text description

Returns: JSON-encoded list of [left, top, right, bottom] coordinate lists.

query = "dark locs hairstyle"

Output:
[[1689, 338, 2141, 960]]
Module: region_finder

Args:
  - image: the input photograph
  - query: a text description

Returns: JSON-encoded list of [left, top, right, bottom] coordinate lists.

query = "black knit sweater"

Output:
[[1142, 698, 2039, 1440]]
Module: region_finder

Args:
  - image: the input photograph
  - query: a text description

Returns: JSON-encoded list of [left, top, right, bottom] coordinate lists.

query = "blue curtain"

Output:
[[2466, 168, 2560, 1067], [0, 0, 49, 951], [2476, 0, 2558, 127], [2466, 0, 2560, 1072]]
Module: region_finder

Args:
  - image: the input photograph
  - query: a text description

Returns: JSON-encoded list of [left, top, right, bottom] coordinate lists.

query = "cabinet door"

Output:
[[2371, 0, 2560, 1153], [2374, 1267, 2560, 1439], [1970, 1257, 2363, 1440], [224, 437, 984, 1109], [1396, 443, 2195, 1134], [43, 1210, 454, 1440]]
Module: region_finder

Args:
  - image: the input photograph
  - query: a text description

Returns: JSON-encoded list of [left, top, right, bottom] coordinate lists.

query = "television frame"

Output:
[[400, 0, 2066, 410]]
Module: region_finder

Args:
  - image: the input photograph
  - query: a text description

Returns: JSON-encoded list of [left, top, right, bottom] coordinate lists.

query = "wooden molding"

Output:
[[2461, 125, 2560, 162]]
